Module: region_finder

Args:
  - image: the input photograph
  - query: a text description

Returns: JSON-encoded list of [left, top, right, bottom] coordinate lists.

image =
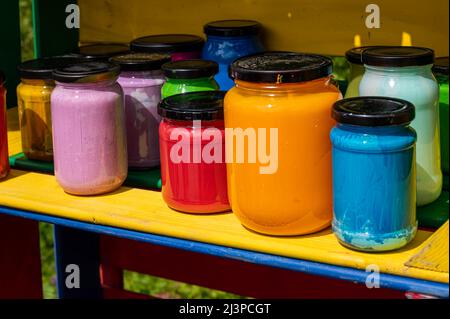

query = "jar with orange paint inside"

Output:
[[225, 52, 341, 236]]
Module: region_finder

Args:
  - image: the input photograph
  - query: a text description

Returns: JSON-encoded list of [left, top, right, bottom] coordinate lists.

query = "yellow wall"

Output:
[[78, 0, 449, 56]]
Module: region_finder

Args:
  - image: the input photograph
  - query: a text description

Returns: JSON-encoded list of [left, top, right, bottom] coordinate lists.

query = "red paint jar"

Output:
[[158, 91, 230, 213], [0, 71, 10, 179]]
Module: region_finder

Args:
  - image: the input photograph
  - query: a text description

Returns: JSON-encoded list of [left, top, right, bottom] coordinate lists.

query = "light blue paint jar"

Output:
[[202, 20, 264, 91], [359, 47, 441, 206], [331, 97, 417, 252]]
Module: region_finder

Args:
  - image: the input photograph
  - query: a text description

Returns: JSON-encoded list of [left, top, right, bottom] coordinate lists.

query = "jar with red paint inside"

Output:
[[0, 70, 10, 179], [158, 91, 230, 213]]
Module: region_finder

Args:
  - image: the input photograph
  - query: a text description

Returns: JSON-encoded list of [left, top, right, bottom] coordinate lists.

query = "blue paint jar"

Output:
[[202, 20, 264, 91], [331, 97, 418, 252]]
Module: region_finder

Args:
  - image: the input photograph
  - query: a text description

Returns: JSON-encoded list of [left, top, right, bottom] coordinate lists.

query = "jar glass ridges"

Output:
[[360, 46, 442, 206], [158, 91, 230, 214], [202, 20, 264, 91], [226, 52, 340, 236], [51, 62, 128, 195], [161, 59, 219, 99], [111, 53, 171, 169], [331, 97, 417, 251]]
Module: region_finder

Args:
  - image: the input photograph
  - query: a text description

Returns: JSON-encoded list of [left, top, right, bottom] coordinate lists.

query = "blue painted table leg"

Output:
[[53, 225, 102, 299]]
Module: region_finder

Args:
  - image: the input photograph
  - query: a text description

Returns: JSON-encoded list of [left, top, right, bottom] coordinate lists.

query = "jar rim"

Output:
[[362, 46, 435, 67], [332, 97, 415, 126], [158, 91, 225, 121], [130, 34, 204, 53], [230, 52, 333, 83], [53, 61, 120, 83]]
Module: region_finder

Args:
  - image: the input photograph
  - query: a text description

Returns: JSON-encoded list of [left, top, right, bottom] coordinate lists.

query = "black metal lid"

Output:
[[18, 56, 85, 79], [78, 43, 130, 60], [130, 34, 204, 54], [204, 20, 262, 37], [230, 52, 333, 83], [332, 97, 415, 126], [345, 46, 390, 65], [158, 91, 225, 121], [53, 61, 120, 83], [0, 70, 4, 85], [362, 46, 435, 67], [433, 57, 449, 76], [110, 53, 171, 71], [162, 60, 218, 79]]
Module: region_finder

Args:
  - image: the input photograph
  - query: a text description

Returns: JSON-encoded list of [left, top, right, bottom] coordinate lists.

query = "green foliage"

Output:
[[19, 0, 34, 61]]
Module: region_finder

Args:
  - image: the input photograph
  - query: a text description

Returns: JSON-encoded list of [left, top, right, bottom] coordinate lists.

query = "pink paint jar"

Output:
[[51, 62, 128, 195], [158, 91, 230, 213], [111, 53, 171, 168], [130, 34, 204, 61]]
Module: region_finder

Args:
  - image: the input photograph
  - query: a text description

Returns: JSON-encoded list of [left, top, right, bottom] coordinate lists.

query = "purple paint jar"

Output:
[[130, 34, 204, 61], [111, 53, 171, 168]]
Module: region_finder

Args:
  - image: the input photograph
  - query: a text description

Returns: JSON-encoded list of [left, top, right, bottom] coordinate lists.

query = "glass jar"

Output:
[[344, 46, 388, 98], [360, 47, 442, 206], [51, 62, 127, 195], [0, 71, 9, 179], [111, 53, 171, 169], [17, 57, 82, 161], [202, 20, 264, 91], [131, 34, 204, 62], [158, 91, 230, 214], [161, 60, 219, 99], [225, 52, 341, 236], [77, 43, 130, 60], [433, 57, 449, 175], [331, 97, 417, 251]]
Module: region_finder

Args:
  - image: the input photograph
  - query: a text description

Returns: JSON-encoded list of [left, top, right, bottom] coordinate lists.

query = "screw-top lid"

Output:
[[230, 52, 333, 83], [362, 46, 435, 67], [433, 57, 449, 76], [18, 56, 85, 79], [77, 43, 130, 60], [345, 46, 390, 65], [162, 60, 218, 79], [130, 34, 204, 54], [158, 91, 225, 121], [332, 97, 415, 126], [204, 20, 262, 37], [110, 53, 171, 71], [53, 61, 120, 83]]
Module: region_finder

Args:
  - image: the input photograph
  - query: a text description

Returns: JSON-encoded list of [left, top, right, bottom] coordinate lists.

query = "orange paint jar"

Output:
[[225, 52, 341, 236]]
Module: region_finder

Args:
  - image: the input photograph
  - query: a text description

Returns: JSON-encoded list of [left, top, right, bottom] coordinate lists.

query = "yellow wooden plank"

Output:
[[2, 108, 448, 283], [78, 0, 449, 56], [406, 221, 449, 273]]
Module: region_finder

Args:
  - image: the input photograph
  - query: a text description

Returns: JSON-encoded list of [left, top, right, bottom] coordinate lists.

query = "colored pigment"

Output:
[[17, 56, 82, 161], [225, 52, 341, 236], [331, 97, 417, 251], [161, 59, 219, 99], [51, 62, 127, 195], [0, 71, 9, 179], [202, 20, 264, 91], [158, 91, 230, 214], [433, 57, 449, 174], [360, 47, 442, 206], [130, 34, 204, 62], [111, 53, 171, 169]]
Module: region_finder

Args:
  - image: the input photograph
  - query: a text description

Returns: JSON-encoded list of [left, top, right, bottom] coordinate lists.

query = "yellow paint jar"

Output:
[[17, 57, 80, 161], [225, 52, 341, 236]]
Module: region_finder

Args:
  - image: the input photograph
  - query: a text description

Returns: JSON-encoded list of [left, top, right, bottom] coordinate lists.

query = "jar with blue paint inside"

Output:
[[202, 20, 264, 91], [331, 97, 417, 252]]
